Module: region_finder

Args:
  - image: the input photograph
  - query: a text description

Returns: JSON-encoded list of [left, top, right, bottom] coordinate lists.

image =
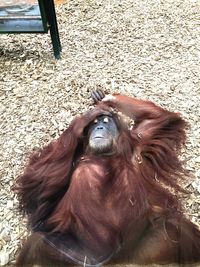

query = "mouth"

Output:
[[92, 136, 105, 139], [93, 137, 111, 141]]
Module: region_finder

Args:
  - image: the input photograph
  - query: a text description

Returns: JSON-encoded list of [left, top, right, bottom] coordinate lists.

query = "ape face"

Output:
[[88, 115, 119, 154]]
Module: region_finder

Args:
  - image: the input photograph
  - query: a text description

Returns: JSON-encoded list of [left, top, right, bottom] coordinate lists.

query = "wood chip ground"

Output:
[[0, 0, 199, 266]]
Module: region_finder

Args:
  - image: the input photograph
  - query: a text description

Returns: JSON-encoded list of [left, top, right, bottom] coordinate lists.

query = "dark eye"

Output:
[[103, 117, 109, 123], [94, 119, 98, 124]]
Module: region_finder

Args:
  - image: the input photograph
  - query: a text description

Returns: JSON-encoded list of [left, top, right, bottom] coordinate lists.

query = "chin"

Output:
[[89, 138, 113, 154]]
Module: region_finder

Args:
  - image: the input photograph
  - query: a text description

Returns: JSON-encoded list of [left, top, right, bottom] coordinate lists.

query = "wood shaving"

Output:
[[0, 0, 199, 266]]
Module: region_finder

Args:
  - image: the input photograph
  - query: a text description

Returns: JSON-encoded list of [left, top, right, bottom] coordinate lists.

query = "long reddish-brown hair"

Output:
[[15, 108, 188, 234]]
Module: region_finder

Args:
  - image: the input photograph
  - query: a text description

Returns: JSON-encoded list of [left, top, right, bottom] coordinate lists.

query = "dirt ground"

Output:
[[0, 0, 199, 266]]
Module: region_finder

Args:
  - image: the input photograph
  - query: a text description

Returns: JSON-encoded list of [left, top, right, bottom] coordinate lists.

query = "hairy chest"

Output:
[[69, 160, 137, 226]]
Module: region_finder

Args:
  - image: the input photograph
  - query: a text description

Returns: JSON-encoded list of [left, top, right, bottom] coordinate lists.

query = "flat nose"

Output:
[[96, 125, 104, 130]]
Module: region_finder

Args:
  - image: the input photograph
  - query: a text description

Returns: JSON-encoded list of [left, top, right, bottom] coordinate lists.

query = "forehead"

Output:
[[95, 115, 115, 122]]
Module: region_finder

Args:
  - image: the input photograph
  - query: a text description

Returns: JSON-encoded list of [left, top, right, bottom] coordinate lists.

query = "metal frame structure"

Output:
[[0, 0, 61, 58]]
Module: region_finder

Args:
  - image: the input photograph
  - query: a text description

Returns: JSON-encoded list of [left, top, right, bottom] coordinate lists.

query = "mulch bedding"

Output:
[[0, 0, 199, 266]]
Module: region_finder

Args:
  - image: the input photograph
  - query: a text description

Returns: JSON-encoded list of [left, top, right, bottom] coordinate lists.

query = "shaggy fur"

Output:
[[15, 94, 200, 266]]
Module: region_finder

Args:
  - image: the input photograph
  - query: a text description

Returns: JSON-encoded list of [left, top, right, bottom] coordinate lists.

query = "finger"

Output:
[[91, 91, 99, 103], [91, 89, 105, 103], [95, 90, 103, 101], [97, 89, 105, 99]]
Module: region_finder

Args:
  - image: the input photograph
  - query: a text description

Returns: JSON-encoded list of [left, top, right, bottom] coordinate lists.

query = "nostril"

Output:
[[96, 126, 103, 130]]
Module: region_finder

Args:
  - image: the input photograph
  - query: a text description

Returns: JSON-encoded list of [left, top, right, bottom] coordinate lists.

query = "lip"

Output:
[[91, 136, 109, 140]]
